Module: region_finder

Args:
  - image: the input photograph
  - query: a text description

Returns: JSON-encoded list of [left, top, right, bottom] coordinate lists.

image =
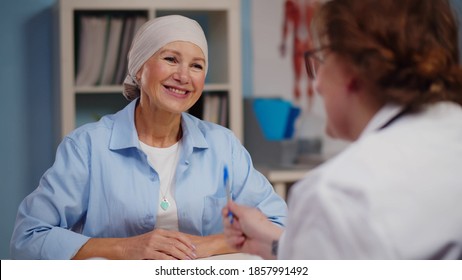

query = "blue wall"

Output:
[[0, 0, 56, 259], [0, 0, 461, 259]]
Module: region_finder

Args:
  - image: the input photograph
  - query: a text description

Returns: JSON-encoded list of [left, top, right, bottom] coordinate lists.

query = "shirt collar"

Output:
[[180, 113, 209, 150], [358, 103, 404, 139], [109, 99, 139, 150], [109, 98, 209, 151]]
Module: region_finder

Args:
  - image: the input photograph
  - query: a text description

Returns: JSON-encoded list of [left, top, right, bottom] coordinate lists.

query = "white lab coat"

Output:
[[279, 102, 462, 259]]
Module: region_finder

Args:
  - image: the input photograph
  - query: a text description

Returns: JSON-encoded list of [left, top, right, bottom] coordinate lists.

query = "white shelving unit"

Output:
[[55, 0, 242, 142]]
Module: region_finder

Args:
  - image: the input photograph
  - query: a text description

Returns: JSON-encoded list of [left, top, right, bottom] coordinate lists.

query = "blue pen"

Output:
[[223, 165, 234, 224]]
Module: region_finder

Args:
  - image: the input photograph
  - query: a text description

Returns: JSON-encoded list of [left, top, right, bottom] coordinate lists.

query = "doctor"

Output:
[[223, 0, 462, 259]]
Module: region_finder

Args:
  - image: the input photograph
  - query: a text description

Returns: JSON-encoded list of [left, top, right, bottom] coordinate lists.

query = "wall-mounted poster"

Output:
[[253, 0, 314, 105], [252, 0, 349, 156]]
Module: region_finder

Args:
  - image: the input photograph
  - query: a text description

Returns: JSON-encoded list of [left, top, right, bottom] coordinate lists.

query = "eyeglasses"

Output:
[[304, 46, 330, 80]]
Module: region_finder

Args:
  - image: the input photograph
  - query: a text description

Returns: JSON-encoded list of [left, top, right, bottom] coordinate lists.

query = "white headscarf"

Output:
[[123, 15, 208, 100]]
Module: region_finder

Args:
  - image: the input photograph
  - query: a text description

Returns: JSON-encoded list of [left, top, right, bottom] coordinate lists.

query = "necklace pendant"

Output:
[[160, 198, 170, 211]]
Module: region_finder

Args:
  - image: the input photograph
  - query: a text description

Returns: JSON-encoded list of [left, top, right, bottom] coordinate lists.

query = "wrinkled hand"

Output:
[[222, 201, 283, 259], [183, 233, 236, 258], [121, 229, 197, 260]]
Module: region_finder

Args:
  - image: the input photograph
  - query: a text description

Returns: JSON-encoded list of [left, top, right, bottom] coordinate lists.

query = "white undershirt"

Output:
[[140, 141, 180, 231]]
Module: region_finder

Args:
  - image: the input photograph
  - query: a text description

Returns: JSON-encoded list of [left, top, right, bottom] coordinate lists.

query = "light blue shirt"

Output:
[[11, 99, 287, 259]]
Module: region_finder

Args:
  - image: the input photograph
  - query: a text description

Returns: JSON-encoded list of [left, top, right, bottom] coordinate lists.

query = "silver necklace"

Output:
[[159, 143, 180, 211]]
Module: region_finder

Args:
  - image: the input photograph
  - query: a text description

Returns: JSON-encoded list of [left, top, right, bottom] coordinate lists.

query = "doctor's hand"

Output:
[[222, 200, 284, 260]]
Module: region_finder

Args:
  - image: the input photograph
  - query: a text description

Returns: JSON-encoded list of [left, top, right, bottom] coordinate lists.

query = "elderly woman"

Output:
[[10, 15, 287, 260], [223, 0, 462, 259]]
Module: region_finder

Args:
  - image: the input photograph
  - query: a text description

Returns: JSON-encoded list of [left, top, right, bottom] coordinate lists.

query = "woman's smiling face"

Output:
[[137, 41, 206, 114]]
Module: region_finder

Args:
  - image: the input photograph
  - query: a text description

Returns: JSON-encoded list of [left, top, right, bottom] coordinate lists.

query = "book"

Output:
[[202, 94, 227, 125], [113, 15, 147, 85], [202, 94, 213, 122], [75, 15, 107, 86], [99, 16, 124, 85], [75, 15, 97, 86], [219, 94, 228, 127], [113, 16, 135, 85]]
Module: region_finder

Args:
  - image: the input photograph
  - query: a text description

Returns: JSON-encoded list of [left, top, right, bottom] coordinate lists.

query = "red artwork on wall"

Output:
[[279, 0, 320, 109]]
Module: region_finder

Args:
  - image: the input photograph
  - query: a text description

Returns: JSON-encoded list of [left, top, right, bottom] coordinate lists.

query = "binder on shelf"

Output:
[[99, 16, 124, 85], [75, 14, 147, 87], [202, 94, 212, 122], [113, 16, 135, 85], [201, 94, 228, 126], [209, 95, 220, 124], [219, 95, 228, 127], [75, 15, 107, 86], [113, 15, 147, 85]]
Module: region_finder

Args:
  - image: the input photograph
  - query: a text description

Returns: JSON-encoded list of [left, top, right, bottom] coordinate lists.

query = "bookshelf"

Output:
[[55, 0, 243, 142]]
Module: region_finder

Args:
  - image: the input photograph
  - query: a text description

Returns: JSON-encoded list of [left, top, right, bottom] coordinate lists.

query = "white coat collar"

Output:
[[358, 103, 404, 140]]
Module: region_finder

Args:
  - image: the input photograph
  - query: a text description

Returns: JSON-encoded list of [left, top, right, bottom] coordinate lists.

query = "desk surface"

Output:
[[199, 253, 262, 260], [257, 154, 325, 178], [256, 155, 327, 200], [259, 167, 309, 183]]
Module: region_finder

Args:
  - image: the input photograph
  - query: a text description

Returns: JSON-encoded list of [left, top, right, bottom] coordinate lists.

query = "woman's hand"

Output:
[[119, 229, 197, 259], [73, 229, 197, 260], [183, 233, 238, 258], [222, 200, 283, 259]]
